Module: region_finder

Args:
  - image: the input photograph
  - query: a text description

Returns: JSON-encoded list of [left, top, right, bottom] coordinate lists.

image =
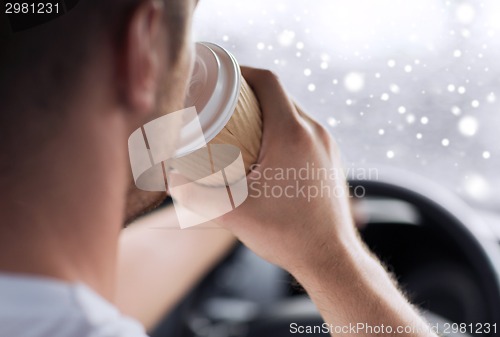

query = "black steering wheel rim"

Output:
[[349, 168, 500, 324]]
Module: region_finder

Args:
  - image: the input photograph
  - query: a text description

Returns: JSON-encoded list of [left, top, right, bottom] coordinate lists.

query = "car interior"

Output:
[[149, 170, 500, 337], [2, 1, 499, 337], [148, 1, 500, 336]]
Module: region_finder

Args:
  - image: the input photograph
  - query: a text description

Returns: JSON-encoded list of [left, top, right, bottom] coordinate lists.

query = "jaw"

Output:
[[123, 182, 168, 226]]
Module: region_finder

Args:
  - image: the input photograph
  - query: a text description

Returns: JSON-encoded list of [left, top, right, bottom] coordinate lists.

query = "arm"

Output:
[[217, 67, 436, 337], [293, 234, 433, 336], [115, 206, 236, 331]]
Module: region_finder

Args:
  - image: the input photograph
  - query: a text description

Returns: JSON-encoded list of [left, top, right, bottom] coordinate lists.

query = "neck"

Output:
[[0, 108, 129, 301]]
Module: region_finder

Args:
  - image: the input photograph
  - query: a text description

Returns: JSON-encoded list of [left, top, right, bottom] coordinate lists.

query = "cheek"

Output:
[[181, 42, 196, 97], [159, 57, 193, 112], [156, 36, 195, 113]]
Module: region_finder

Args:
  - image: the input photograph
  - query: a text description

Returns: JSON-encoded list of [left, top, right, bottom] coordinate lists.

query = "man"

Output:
[[0, 0, 435, 336]]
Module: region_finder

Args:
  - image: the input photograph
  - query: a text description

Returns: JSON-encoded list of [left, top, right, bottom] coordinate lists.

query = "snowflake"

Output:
[[451, 106, 461, 115], [344, 72, 365, 92], [458, 116, 479, 136], [327, 117, 338, 127], [390, 84, 400, 94], [463, 174, 490, 201], [278, 30, 296, 46], [456, 3, 476, 25]]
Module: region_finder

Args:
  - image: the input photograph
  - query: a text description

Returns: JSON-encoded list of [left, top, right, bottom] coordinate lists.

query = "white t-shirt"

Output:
[[0, 273, 149, 337]]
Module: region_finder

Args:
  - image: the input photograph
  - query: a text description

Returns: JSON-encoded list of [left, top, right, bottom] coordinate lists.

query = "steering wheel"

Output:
[[151, 169, 500, 337], [350, 168, 500, 324]]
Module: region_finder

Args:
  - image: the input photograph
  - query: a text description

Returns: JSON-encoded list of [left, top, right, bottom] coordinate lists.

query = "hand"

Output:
[[218, 67, 358, 274], [218, 68, 436, 337]]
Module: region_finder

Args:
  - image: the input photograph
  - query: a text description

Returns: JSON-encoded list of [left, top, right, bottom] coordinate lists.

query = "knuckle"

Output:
[[304, 118, 340, 153], [259, 69, 280, 82], [320, 129, 339, 154], [316, 124, 335, 146], [290, 119, 316, 147]]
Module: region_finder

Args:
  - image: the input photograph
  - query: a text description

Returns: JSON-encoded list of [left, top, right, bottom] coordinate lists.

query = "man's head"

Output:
[[0, 0, 198, 223]]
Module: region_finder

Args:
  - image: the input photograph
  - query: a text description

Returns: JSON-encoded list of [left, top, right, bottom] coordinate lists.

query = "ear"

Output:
[[123, 0, 166, 117]]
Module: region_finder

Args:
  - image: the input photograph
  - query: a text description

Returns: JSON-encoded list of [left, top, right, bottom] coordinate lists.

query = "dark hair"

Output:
[[0, 0, 187, 175]]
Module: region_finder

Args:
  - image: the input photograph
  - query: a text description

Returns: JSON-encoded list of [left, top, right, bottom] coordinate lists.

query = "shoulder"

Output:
[[0, 275, 149, 337], [70, 284, 149, 337]]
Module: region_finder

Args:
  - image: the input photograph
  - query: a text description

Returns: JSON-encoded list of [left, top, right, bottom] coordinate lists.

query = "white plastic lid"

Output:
[[176, 42, 241, 157]]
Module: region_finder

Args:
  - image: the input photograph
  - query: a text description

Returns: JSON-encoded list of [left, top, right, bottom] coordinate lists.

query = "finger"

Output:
[[240, 66, 300, 126], [293, 101, 317, 124], [293, 101, 326, 133]]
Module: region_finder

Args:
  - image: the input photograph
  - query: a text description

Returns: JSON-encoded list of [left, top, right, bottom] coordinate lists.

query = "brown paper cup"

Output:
[[209, 77, 262, 172], [170, 76, 262, 186]]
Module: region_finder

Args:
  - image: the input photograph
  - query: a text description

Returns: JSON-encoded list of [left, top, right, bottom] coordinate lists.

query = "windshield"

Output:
[[193, 0, 500, 211]]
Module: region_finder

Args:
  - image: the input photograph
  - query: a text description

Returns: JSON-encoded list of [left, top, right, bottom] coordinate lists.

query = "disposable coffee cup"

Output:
[[170, 42, 262, 185]]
